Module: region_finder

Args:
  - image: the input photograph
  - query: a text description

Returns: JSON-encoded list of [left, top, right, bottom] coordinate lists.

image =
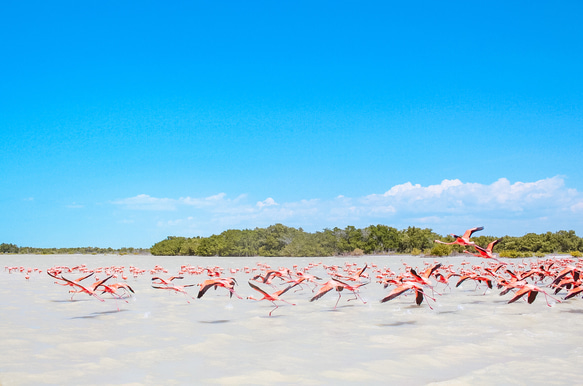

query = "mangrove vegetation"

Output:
[[3, 224, 582, 258], [149, 224, 583, 257]]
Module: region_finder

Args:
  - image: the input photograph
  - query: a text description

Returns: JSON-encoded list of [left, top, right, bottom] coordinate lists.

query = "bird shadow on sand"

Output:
[[324, 304, 357, 312], [403, 305, 429, 310], [70, 309, 128, 319], [377, 320, 417, 327], [51, 299, 89, 303], [562, 309, 583, 314]]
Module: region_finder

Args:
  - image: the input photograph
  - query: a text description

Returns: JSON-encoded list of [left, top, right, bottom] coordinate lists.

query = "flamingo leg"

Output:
[[543, 292, 561, 307], [348, 292, 367, 304], [334, 293, 342, 309], [269, 302, 279, 316], [421, 291, 436, 310]]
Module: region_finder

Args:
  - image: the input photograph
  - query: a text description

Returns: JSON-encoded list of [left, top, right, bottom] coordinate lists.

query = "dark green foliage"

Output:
[[146, 226, 583, 257], [148, 236, 187, 256], [429, 243, 453, 256], [5, 227, 583, 257], [398, 227, 440, 254], [0, 243, 19, 253], [0, 244, 149, 255]]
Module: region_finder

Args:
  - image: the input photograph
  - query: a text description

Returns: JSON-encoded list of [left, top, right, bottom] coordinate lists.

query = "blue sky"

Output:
[[1, 1, 582, 248]]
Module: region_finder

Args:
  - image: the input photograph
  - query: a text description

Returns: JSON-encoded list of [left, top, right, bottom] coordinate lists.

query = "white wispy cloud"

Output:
[[111, 176, 583, 236], [256, 197, 278, 209], [112, 194, 178, 211]]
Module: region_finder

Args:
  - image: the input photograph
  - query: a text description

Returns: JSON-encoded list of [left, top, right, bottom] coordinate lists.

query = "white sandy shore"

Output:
[[1, 254, 582, 385]]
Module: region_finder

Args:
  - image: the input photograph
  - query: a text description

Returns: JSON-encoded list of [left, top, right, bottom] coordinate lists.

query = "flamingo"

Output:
[[465, 239, 507, 265], [333, 263, 369, 283], [247, 281, 296, 316], [151, 276, 184, 285], [197, 277, 242, 299], [407, 263, 441, 287], [434, 226, 484, 246], [48, 271, 94, 288], [310, 278, 367, 309], [152, 283, 197, 303], [58, 276, 107, 302], [455, 272, 493, 293], [506, 283, 561, 307], [93, 280, 133, 311], [380, 281, 436, 308], [104, 282, 135, 297]]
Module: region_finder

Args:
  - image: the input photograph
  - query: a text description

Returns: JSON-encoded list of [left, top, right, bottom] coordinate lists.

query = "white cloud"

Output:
[[111, 176, 583, 237], [256, 197, 278, 209], [112, 194, 177, 211], [571, 201, 583, 213]]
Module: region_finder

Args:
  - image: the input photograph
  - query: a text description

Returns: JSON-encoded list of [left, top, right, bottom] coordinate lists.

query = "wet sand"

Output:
[[1, 254, 583, 385]]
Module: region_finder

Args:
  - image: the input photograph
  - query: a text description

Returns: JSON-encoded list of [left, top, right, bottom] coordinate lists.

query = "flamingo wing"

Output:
[[380, 283, 413, 303], [455, 275, 472, 288], [507, 286, 530, 304], [275, 284, 295, 297], [151, 277, 169, 285], [463, 226, 484, 239], [527, 290, 539, 304], [409, 269, 422, 282], [356, 263, 368, 277], [197, 280, 219, 298], [75, 272, 95, 282], [486, 239, 500, 252], [310, 281, 336, 302], [248, 281, 271, 298], [423, 263, 442, 278], [564, 286, 583, 300], [92, 275, 114, 290], [60, 276, 104, 302], [473, 245, 489, 256]]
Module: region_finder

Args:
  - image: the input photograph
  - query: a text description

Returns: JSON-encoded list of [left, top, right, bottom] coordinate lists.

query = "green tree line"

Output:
[[0, 244, 150, 255], [3, 226, 581, 257], [149, 224, 583, 257]]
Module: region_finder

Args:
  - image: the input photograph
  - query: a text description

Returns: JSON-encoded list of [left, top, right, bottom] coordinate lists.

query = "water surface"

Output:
[[1, 254, 582, 385]]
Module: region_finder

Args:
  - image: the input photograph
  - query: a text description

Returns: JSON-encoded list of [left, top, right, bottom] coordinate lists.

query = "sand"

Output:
[[1, 254, 582, 385]]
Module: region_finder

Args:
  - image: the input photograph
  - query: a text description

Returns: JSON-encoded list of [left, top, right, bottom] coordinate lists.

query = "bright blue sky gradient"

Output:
[[2, 1, 582, 248]]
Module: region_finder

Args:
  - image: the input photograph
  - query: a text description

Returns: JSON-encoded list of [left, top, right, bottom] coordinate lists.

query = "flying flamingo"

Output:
[[455, 272, 493, 293], [434, 226, 484, 246], [333, 263, 369, 283], [151, 276, 184, 285], [104, 282, 135, 297], [407, 263, 442, 287], [93, 280, 134, 311], [48, 271, 95, 288], [465, 239, 507, 265], [506, 283, 561, 307], [310, 278, 367, 309], [58, 276, 107, 302], [152, 283, 197, 303], [197, 277, 242, 299], [247, 281, 296, 316], [380, 281, 436, 308]]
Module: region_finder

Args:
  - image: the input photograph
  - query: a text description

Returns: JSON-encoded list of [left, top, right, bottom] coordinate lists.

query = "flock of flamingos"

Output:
[[5, 227, 583, 316]]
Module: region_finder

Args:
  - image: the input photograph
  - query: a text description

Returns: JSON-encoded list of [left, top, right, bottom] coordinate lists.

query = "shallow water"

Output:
[[1, 254, 583, 385]]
